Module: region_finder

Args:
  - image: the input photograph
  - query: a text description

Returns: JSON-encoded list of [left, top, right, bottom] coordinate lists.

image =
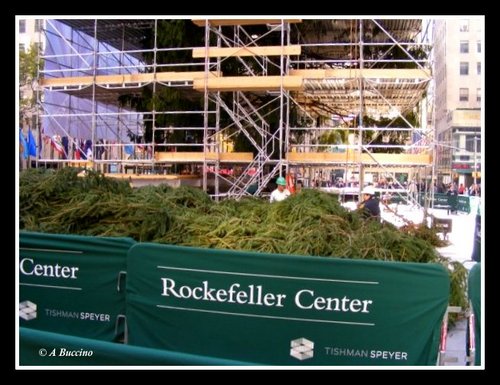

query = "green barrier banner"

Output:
[[419, 193, 470, 213], [19, 327, 253, 366], [456, 195, 471, 213], [468, 263, 481, 366], [19, 231, 135, 341], [127, 244, 449, 365]]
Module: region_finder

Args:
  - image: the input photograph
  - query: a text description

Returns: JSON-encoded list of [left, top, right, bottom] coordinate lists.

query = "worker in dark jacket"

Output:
[[358, 186, 381, 221]]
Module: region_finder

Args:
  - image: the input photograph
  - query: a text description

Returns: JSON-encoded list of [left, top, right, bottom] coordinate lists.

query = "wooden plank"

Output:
[[192, 19, 301, 27], [39, 68, 431, 92], [287, 152, 432, 165], [67, 161, 91, 168], [290, 68, 431, 79], [155, 152, 253, 163], [363, 153, 432, 165], [155, 152, 206, 162], [105, 173, 182, 180], [287, 152, 352, 163], [40, 68, 428, 95], [193, 45, 301, 58], [103, 173, 202, 188], [40, 71, 220, 88], [219, 152, 253, 162], [40, 76, 94, 86], [193, 76, 303, 92], [155, 71, 220, 81]]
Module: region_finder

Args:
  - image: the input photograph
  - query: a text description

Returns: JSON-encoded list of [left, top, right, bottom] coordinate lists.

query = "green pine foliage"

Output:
[[19, 168, 467, 310]]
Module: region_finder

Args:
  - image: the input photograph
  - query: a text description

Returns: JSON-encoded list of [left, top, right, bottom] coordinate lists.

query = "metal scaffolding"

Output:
[[36, 18, 434, 202]]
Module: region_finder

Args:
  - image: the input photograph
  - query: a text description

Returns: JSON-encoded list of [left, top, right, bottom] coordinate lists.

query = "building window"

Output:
[[19, 19, 26, 33], [459, 88, 469, 102], [477, 88, 481, 102], [466, 137, 480, 152], [19, 43, 25, 52], [460, 62, 469, 75], [477, 40, 481, 53], [477, 62, 481, 75], [34, 19, 43, 32], [460, 40, 469, 53], [460, 19, 469, 32]]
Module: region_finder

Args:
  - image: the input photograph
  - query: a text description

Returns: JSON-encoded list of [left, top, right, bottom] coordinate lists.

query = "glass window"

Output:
[[19, 43, 25, 52], [466, 137, 479, 152], [460, 41, 469, 53], [34, 19, 43, 32], [477, 88, 481, 102], [460, 19, 469, 32], [459, 88, 469, 102], [19, 19, 26, 33], [477, 62, 481, 75], [477, 40, 481, 53], [460, 62, 469, 75]]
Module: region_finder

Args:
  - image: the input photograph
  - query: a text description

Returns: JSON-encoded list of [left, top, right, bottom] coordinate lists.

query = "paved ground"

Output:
[[442, 318, 469, 366]]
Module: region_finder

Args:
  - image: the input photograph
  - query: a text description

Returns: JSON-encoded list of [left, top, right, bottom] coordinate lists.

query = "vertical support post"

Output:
[[151, 19, 158, 175], [34, 22, 43, 169], [357, 19, 365, 201], [91, 19, 98, 171], [214, 26, 222, 201], [284, 20, 291, 178], [279, 19, 285, 178], [202, 19, 210, 194]]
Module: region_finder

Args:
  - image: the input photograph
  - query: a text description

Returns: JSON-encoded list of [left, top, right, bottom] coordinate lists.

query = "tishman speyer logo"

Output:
[[19, 300, 37, 321], [290, 338, 314, 360]]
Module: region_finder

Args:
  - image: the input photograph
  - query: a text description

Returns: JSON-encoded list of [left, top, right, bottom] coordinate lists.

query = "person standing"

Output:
[[446, 184, 458, 214], [357, 186, 381, 220], [270, 176, 291, 203]]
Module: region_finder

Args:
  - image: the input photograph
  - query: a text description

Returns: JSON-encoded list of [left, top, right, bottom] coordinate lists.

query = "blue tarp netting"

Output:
[[42, 20, 145, 142]]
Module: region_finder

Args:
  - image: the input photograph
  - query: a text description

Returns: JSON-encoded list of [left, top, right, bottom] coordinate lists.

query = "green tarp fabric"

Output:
[[456, 195, 471, 213], [418, 193, 470, 213], [19, 231, 135, 341], [126, 243, 450, 366], [19, 327, 254, 366], [468, 263, 481, 366]]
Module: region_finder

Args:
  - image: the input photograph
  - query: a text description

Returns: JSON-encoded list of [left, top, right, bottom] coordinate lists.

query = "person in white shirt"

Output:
[[270, 176, 291, 203]]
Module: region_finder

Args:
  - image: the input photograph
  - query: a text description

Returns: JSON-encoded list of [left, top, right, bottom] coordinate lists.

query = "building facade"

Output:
[[18, 17, 46, 123], [18, 18, 45, 53], [18, 17, 46, 168], [434, 17, 483, 190]]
